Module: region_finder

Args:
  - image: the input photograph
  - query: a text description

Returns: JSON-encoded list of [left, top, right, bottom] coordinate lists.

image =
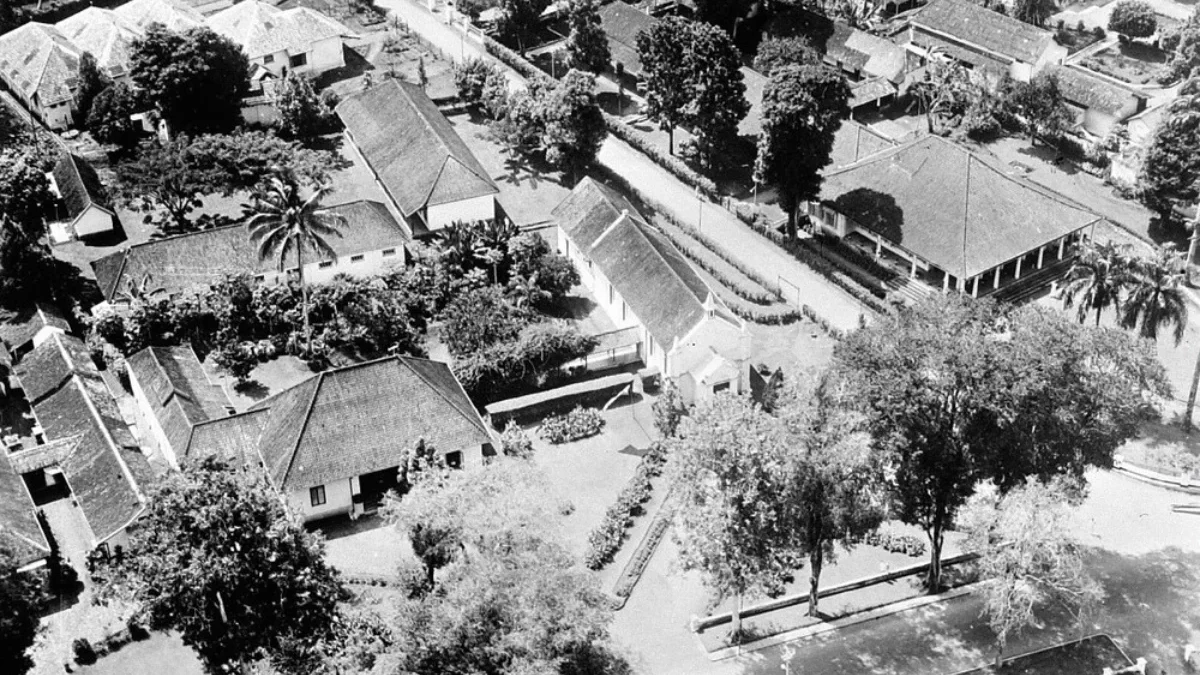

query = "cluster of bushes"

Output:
[[727, 303, 806, 325], [71, 619, 150, 667], [456, 320, 597, 402], [1127, 447, 1200, 478], [539, 405, 606, 443], [800, 304, 847, 339], [483, 36, 555, 87], [603, 113, 719, 197], [585, 442, 667, 570], [864, 531, 927, 558]]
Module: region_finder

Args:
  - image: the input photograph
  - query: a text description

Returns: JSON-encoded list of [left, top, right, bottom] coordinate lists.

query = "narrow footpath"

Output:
[[375, 0, 872, 332]]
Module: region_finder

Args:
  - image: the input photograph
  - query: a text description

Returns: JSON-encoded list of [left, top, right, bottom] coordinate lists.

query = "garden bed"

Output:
[[1079, 41, 1168, 85], [1052, 26, 1104, 55]]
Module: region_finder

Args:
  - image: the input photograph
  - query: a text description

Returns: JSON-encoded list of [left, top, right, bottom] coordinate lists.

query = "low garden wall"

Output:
[[484, 372, 635, 427]]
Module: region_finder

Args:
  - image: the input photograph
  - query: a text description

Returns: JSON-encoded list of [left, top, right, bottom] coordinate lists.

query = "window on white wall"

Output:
[[290, 53, 307, 68], [310, 486, 326, 506], [351, 254, 365, 263], [319, 261, 334, 269], [264, 54, 275, 64], [382, 248, 396, 257], [713, 381, 731, 393]]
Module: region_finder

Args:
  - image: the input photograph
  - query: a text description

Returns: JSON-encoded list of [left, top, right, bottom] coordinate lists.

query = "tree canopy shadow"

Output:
[[829, 188, 905, 245]]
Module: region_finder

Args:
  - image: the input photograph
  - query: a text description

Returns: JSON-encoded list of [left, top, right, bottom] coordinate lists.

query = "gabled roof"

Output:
[[191, 356, 492, 491], [912, 0, 1055, 65], [15, 333, 150, 544], [92, 200, 407, 301], [826, 21, 908, 82], [849, 77, 898, 108], [52, 151, 114, 222], [819, 136, 1102, 279], [0, 302, 70, 351], [128, 345, 231, 455], [0, 22, 80, 107], [56, 7, 141, 78], [828, 120, 897, 171], [185, 408, 268, 466], [204, 0, 355, 59], [335, 80, 498, 217], [553, 178, 736, 348], [114, 0, 205, 31], [1051, 65, 1146, 118], [0, 451, 50, 568], [597, 1, 657, 76]]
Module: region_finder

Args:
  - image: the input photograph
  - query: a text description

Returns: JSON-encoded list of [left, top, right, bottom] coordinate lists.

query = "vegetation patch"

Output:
[[539, 405, 606, 444], [585, 441, 667, 570], [1080, 42, 1169, 85]]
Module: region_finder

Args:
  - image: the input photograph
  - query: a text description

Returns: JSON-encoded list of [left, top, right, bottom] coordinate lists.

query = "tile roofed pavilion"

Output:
[[204, 0, 355, 61], [0, 22, 80, 107], [92, 200, 406, 301], [335, 80, 498, 219], [817, 135, 1102, 281], [911, 0, 1055, 65], [114, 0, 205, 31]]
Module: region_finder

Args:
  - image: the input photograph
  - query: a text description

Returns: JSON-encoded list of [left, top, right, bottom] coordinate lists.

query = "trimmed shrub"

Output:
[[539, 405, 605, 443], [864, 531, 928, 557], [584, 443, 665, 569], [73, 638, 97, 665]]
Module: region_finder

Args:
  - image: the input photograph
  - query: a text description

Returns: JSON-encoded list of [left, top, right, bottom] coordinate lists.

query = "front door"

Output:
[[358, 467, 401, 513]]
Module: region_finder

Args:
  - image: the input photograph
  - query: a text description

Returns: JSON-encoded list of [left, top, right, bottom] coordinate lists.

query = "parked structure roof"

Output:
[[597, 0, 656, 76], [1052, 65, 1146, 118], [114, 0, 206, 31], [0, 452, 51, 567]]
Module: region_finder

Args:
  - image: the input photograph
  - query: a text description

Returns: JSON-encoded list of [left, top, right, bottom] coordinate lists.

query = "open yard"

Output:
[[1079, 41, 1169, 85]]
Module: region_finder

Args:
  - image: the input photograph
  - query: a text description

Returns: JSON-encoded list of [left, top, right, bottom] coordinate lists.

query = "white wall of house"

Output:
[[288, 477, 355, 522], [73, 207, 116, 238], [426, 194, 497, 231], [307, 36, 345, 72], [303, 245, 406, 284], [126, 368, 179, 470], [40, 98, 74, 130]]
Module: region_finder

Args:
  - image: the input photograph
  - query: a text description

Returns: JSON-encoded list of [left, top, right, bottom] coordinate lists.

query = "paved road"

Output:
[[377, 0, 872, 332]]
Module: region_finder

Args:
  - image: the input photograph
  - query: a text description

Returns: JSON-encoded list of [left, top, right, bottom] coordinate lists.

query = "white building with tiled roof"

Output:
[[0, 22, 81, 130], [906, 0, 1067, 82], [114, 0, 205, 32], [56, 7, 142, 81], [204, 0, 356, 77]]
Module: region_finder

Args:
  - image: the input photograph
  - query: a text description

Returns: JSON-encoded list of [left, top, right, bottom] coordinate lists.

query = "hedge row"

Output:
[[728, 302, 806, 325], [482, 36, 555, 87], [610, 497, 673, 605], [864, 531, 927, 558], [585, 442, 667, 570], [654, 208, 784, 300], [800, 304, 846, 340], [603, 113, 719, 198], [811, 233, 900, 284]]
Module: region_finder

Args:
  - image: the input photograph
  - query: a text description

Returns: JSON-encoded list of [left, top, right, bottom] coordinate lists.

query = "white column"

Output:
[[972, 276, 980, 297], [957, 276, 965, 292], [1037, 246, 1045, 269], [910, 258, 918, 279], [994, 265, 1002, 289], [943, 272, 950, 292], [875, 238, 883, 260], [1015, 257, 1024, 279], [1058, 237, 1066, 259]]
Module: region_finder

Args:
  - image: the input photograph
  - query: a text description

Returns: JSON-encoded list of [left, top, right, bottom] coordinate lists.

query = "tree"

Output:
[[637, 17, 694, 156], [245, 171, 347, 353], [693, 0, 753, 31], [275, 72, 333, 140], [496, 0, 551, 54], [652, 379, 687, 437], [1012, 0, 1056, 26], [1109, 0, 1158, 38], [91, 459, 343, 673], [1166, 10, 1200, 81], [0, 147, 56, 237], [1062, 239, 1131, 326], [1004, 73, 1074, 147], [910, 56, 974, 134], [540, 69, 607, 179], [417, 56, 428, 90], [754, 64, 850, 238], [1140, 86, 1200, 216], [75, 51, 112, 125], [669, 392, 791, 640], [776, 372, 886, 617], [836, 294, 1167, 591], [564, 0, 610, 73], [441, 284, 528, 356], [0, 535, 44, 675], [454, 58, 503, 105], [962, 480, 1104, 667], [1120, 244, 1189, 344], [87, 82, 142, 150], [753, 36, 819, 76], [130, 25, 250, 134]]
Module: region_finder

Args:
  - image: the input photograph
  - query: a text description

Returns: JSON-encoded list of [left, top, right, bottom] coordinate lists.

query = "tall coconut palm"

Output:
[[1061, 239, 1130, 326], [1120, 245, 1189, 346], [244, 171, 346, 353]]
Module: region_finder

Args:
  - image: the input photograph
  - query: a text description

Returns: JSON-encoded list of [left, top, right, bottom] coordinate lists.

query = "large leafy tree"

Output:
[[1109, 0, 1158, 38], [753, 36, 819, 76], [836, 294, 1167, 591], [1004, 73, 1074, 147], [496, 0, 551, 54], [636, 16, 696, 156], [962, 480, 1103, 668], [776, 372, 886, 617], [1119, 244, 1189, 344], [1166, 9, 1200, 81], [910, 56, 974, 134], [0, 535, 45, 675], [0, 146, 56, 237], [245, 171, 347, 353], [130, 25, 250, 134], [1061, 239, 1131, 326], [540, 69, 607, 180], [91, 459, 343, 673], [564, 0, 610, 74], [668, 392, 791, 640], [275, 72, 333, 140], [1140, 82, 1200, 217], [1012, 0, 1057, 26], [693, 0, 753, 31], [87, 82, 142, 150], [754, 64, 850, 238], [75, 51, 112, 125]]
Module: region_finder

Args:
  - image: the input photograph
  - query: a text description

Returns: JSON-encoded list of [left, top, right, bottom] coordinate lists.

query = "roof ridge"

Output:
[[123, 222, 247, 251], [635, 220, 711, 304], [189, 406, 268, 430], [420, 154, 454, 215], [397, 356, 490, 437], [67, 372, 145, 504], [277, 370, 324, 487]]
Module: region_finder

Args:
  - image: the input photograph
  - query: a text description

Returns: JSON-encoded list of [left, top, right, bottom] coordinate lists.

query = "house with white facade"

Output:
[[179, 355, 494, 522], [336, 80, 500, 235], [0, 22, 80, 130], [126, 345, 232, 469], [49, 151, 118, 240], [205, 0, 356, 77], [553, 179, 752, 404], [91, 200, 407, 304], [906, 0, 1067, 82]]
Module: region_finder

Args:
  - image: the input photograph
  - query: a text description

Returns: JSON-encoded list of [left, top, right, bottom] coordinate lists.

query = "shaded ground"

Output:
[[1080, 41, 1169, 85], [314, 512, 416, 578], [953, 634, 1132, 675]]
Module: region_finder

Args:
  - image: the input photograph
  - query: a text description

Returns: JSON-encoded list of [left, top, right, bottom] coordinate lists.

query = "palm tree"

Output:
[[1120, 244, 1189, 345], [116, 273, 165, 305], [244, 171, 346, 353], [1061, 239, 1130, 326]]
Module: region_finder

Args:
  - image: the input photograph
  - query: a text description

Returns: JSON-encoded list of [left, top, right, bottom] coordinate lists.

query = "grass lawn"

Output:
[[1117, 418, 1200, 479], [74, 633, 203, 675], [748, 320, 837, 374], [957, 634, 1133, 675], [1080, 41, 1169, 85], [315, 513, 417, 578]]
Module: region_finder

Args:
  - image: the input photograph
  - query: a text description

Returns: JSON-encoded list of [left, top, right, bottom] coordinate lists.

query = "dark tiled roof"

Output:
[[55, 7, 140, 78], [912, 0, 1054, 64], [18, 334, 149, 543], [91, 200, 407, 301], [849, 77, 897, 108], [825, 21, 908, 82], [251, 356, 492, 491], [128, 345, 231, 455], [335, 81, 497, 217], [1051, 65, 1146, 118], [598, 1, 657, 76], [0, 303, 70, 352], [185, 408, 269, 467], [819, 136, 1102, 278], [0, 22, 80, 107], [52, 151, 113, 221], [554, 178, 729, 348], [0, 452, 50, 567], [828, 120, 897, 171]]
